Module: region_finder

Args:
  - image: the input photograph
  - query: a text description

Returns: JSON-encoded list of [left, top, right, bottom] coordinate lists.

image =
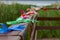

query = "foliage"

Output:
[[1, 3, 60, 39]]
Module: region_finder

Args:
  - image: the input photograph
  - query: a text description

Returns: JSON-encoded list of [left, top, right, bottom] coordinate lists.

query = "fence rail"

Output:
[[30, 17, 60, 40], [30, 8, 60, 40], [37, 17, 60, 21], [36, 26, 60, 30], [41, 8, 60, 10]]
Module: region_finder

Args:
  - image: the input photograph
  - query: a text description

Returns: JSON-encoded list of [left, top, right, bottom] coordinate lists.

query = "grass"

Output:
[[0, 3, 30, 23], [37, 10, 60, 38], [0, 3, 60, 40], [0, 3, 31, 40]]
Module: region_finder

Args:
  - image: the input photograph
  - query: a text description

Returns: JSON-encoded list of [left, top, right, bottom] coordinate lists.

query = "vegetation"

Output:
[[0, 3, 30, 23], [37, 10, 60, 38], [0, 3, 30, 40], [0, 3, 60, 39]]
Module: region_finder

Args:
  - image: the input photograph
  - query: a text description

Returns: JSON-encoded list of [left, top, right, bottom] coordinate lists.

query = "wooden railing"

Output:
[[30, 17, 60, 40], [30, 8, 60, 40], [37, 17, 60, 21], [36, 17, 60, 30], [41, 8, 60, 10], [36, 26, 60, 30]]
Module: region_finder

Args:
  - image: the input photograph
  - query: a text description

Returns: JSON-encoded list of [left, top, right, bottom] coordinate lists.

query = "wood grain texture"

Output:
[[37, 17, 60, 21], [0, 36, 20, 40]]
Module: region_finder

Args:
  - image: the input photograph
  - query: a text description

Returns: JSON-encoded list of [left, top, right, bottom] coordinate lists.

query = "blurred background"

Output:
[[0, 1, 60, 40]]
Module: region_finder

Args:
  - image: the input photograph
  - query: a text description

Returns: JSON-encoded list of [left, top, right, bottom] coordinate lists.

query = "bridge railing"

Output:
[[30, 17, 60, 40], [30, 7, 60, 40]]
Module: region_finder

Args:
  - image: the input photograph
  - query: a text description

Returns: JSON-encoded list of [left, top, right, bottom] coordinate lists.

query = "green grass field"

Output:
[[37, 10, 60, 38], [0, 3, 60, 40]]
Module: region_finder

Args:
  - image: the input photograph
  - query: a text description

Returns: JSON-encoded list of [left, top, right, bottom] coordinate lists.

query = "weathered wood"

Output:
[[0, 31, 24, 40], [36, 17, 60, 30], [37, 17, 60, 21], [0, 23, 28, 40], [41, 8, 60, 10], [30, 23, 36, 40], [36, 26, 60, 30], [30, 14, 37, 40], [0, 36, 20, 40], [0, 31, 20, 36]]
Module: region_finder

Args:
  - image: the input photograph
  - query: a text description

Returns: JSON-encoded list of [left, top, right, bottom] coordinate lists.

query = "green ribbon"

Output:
[[6, 17, 38, 25]]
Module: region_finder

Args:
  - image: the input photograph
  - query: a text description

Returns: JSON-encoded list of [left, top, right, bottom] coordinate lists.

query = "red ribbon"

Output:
[[42, 7, 47, 11], [20, 10, 25, 14]]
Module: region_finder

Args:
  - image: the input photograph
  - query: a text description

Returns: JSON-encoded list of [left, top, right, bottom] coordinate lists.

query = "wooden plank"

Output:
[[0, 31, 20, 36], [30, 23, 36, 40], [37, 17, 60, 21], [41, 8, 60, 10], [36, 26, 60, 30], [0, 23, 28, 36], [0, 36, 20, 40]]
